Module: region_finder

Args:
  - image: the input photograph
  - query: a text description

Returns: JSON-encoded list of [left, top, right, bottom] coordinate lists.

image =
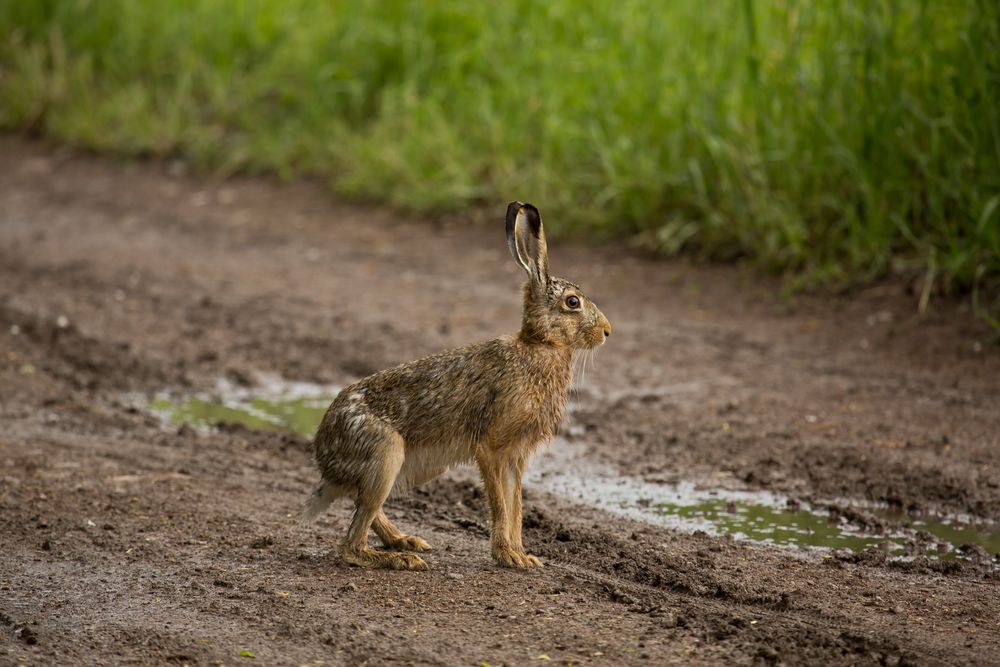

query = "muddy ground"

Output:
[[1, 137, 999, 666]]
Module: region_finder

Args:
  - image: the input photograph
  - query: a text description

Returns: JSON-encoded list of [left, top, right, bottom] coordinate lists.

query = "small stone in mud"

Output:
[[340, 582, 358, 592], [40, 539, 51, 551], [15, 624, 38, 645], [225, 366, 255, 387], [605, 586, 636, 605], [453, 517, 487, 533], [755, 646, 779, 663], [957, 543, 991, 562], [659, 612, 682, 628], [249, 536, 274, 549], [555, 529, 572, 542]]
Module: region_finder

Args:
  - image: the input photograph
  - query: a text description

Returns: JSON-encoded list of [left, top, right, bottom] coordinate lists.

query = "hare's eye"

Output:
[[566, 295, 580, 309]]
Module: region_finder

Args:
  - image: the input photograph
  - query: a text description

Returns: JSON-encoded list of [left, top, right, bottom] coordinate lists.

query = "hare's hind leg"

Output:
[[340, 429, 427, 571], [372, 510, 430, 552]]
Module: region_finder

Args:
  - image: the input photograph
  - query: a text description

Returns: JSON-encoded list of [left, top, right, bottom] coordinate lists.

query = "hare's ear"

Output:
[[505, 201, 549, 285]]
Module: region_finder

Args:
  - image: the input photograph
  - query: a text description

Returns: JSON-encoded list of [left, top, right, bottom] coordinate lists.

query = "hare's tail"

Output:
[[301, 481, 349, 523]]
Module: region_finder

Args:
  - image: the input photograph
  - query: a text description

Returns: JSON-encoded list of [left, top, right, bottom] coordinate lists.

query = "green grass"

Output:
[[2, 1, 999, 311]]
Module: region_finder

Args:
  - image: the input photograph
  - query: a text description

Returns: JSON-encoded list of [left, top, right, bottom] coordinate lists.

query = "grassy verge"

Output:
[[2, 1, 998, 312]]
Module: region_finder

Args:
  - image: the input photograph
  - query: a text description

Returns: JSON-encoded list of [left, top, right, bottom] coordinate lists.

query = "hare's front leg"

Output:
[[504, 456, 540, 565], [477, 452, 541, 569]]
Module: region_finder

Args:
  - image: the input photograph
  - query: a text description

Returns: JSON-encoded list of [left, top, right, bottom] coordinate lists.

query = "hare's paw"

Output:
[[383, 534, 431, 552], [341, 546, 429, 571], [493, 547, 543, 569], [520, 553, 543, 568], [382, 552, 429, 571]]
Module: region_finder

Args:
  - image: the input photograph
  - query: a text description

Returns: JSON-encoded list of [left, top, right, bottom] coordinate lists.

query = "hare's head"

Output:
[[506, 202, 611, 350]]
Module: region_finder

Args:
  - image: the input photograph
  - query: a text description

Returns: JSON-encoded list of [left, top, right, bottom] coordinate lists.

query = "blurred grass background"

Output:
[[1, 0, 998, 313]]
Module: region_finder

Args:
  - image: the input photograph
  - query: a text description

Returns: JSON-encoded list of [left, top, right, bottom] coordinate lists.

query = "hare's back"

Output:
[[359, 338, 517, 443]]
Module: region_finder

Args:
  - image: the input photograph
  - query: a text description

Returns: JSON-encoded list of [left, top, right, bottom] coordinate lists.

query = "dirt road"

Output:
[[1, 138, 998, 665]]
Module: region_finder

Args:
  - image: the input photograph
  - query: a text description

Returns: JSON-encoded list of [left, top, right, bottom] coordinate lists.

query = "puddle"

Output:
[[146, 383, 1000, 563], [147, 377, 337, 437], [527, 460, 1000, 560], [149, 394, 333, 437]]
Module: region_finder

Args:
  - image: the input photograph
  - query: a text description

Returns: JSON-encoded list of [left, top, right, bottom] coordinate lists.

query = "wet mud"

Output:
[[149, 385, 1000, 563], [2, 138, 1000, 665]]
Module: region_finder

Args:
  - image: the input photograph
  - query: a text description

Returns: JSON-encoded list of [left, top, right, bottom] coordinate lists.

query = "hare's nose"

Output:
[[603, 325, 611, 339]]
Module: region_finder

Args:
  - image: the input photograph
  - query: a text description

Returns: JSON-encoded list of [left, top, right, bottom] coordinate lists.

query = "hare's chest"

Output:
[[490, 351, 572, 445], [501, 390, 567, 445]]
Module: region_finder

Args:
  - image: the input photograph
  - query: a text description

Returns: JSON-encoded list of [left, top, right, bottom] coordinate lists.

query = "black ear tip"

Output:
[[505, 200, 542, 234], [505, 201, 523, 223], [505, 201, 523, 233], [519, 203, 542, 233]]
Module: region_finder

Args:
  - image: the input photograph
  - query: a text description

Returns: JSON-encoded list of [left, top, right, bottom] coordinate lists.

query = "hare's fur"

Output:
[[305, 203, 611, 570]]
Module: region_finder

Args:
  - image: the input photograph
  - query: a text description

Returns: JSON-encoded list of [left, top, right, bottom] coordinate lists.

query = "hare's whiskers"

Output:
[[571, 350, 585, 388]]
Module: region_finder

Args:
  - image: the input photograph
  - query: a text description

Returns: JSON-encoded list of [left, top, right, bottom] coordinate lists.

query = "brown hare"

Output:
[[303, 202, 611, 570]]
